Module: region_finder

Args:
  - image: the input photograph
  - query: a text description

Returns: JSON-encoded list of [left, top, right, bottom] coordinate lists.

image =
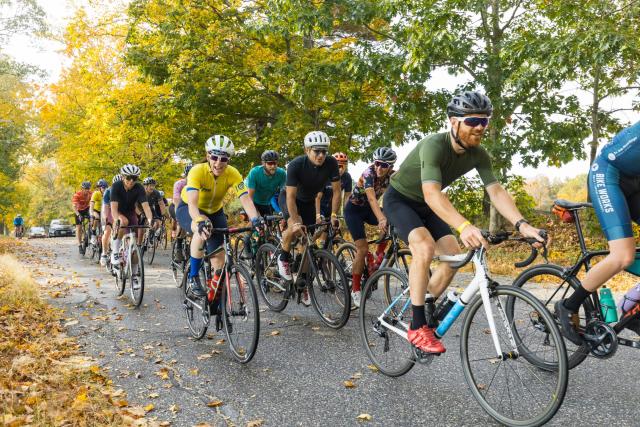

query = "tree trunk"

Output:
[[590, 66, 601, 166]]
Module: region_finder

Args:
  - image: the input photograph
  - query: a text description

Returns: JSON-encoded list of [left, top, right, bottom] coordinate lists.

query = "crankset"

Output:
[[583, 320, 618, 359], [413, 347, 436, 365]]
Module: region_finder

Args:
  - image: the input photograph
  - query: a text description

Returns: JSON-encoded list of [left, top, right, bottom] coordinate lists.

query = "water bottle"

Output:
[[619, 283, 640, 314], [599, 287, 618, 323], [434, 291, 459, 321]]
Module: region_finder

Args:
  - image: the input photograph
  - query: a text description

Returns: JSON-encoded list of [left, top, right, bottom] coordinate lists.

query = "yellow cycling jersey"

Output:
[[90, 191, 103, 213], [181, 163, 247, 214]]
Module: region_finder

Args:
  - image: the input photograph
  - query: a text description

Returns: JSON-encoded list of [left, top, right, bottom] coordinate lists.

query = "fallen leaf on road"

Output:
[[169, 404, 180, 414], [270, 330, 280, 336], [207, 400, 223, 408], [190, 368, 199, 375], [247, 420, 264, 427], [64, 320, 79, 327], [194, 424, 212, 427], [155, 368, 169, 380], [149, 393, 159, 398], [366, 364, 379, 372], [144, 403, 154, 412], [216, 339, 226, 345], [197, 354, 212, 360], [357, 413, 373, 421], [343, 380, 356, 388], [478, 383, 487, 390]]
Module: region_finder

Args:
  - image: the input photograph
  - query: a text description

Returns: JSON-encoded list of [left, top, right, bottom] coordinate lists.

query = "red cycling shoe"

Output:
[[407, 325, 446, 354]]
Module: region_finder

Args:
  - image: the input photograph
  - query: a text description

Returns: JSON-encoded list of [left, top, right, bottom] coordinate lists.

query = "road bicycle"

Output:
[[512, 198, 640, 369], [142, 217, 167, 265], [77, 214, 91, 256], [87, 221, 103, 262], [14, 225, 24, 239], [335, 226, 412, 290], [111, 222, 150, 307], [181, 223, 260, 363], [234, 214, 283, 270], [255, 220, 351, 328], [171, 230, 190, 287], [359, 231, 568, 427]]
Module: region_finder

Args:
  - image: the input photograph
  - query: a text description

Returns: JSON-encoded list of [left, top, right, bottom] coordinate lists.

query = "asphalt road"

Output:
[[24, 237, 640, 426]]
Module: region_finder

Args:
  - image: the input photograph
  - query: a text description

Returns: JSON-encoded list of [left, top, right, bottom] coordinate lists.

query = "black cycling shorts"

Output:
[[255, 203, 274, 217], [383, 185, 452, 244], [344, 200, 378, 241], [75, 208, 90, 225], [278, 190, 315, 226]]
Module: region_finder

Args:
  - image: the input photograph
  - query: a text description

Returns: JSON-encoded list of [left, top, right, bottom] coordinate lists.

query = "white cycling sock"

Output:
[[112, 238, 121, 254]]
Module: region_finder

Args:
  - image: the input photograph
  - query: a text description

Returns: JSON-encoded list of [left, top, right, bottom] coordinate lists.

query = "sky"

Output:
[[4, 0, 639, 183]]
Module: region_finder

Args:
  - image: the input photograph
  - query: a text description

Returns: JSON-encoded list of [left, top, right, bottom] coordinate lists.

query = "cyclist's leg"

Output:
[[74, 212, 83, 245], [384, 186, 445, 353], [176, 201, 208, 296], [344, 201, 369, 293], [425, 235, 461, 298]]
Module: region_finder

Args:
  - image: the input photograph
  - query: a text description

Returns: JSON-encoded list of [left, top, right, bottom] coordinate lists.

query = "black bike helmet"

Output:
[[143, 177, 156, 185], [261, 150, 279, 162], [373, 147, 397, 163], [447, 91, 493, 117], [96, 179, 108, 188], [81, 181, 91, 189]]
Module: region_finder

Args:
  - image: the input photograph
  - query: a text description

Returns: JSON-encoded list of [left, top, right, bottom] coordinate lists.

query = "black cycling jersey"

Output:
[[320, 172, 353, 208], [110, 181, 147, 214], [286, 155, 340, 202]]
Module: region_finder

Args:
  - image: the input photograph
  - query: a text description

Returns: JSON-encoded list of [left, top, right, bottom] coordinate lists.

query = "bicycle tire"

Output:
[[335, 242, 357, 282], [130, 245, 145, 307], [307, 248, 350, 329], [171, 240, 186, 288], [114, 264, 126, 296], [80, 225, 89, 256], [182, 265, 209, 339], [144, 233, 157, 265], [510, 264, 592, 369], [359, 267, 415, 377], [461, 285, 568, 427], [255, 242, 289, 312], [383, 248, 411, 307], [223, 263, 260, 363], [233, 233, 253, 269]]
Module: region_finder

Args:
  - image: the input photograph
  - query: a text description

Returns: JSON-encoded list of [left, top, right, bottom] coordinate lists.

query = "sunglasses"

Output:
[[312, 148, 328, 155], [124, 175, 139, 181], [455, 116, 490, 128], [265, 161, 277, 166], [375, 161, 391, 169], [210, 154, 230, 163]]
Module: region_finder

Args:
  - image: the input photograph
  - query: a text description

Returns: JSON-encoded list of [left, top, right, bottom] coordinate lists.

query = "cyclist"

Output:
[[110, 164, 154, 291], [316, 152, 352, 219], [344, 147, 396, 308], [72, 181, 93, 253], [100, 174, 121, 266], [176, 135, 263, 298], [383, 91, 545, 354], [555, 120, 640, 344], [89, 179, 108, 245], [142, 177, 167, 241], [277, 131, 341, 306], [241, 150, 286, 257], [171, 163, 192, 262], [13, 214, 24, 237]]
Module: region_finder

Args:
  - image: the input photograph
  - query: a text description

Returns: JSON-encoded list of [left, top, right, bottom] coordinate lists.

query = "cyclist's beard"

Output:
[[451, 122, 468, 151]]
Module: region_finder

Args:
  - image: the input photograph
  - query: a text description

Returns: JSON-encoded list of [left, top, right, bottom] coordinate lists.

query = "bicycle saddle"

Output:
[[553, 199, 593, 210]]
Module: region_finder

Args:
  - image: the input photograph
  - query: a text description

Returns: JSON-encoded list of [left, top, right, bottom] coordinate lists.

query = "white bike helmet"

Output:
[[112, 174, 122, 183], [120, 164, 141, 176], [303, 131, 330, 148], [205, 135, 234, 156]]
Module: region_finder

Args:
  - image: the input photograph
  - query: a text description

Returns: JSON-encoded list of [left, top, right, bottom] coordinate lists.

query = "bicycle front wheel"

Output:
[[359, 268, 415, 377], [308, 249, 350, 329], [144, 234, 157, 265], [511, 264, 592, 369], [335, 242, 357, 283], [222, 263, 260, 363], [129, 245, 145, 307], [171, 240, 187, 287], [461, 285, 568, 427], [255, 243, 288, 312]]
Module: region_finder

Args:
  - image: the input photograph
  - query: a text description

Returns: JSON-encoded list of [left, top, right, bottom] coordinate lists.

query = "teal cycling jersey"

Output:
[[589, 120, 640, 241], [245, 165, 286, 206]]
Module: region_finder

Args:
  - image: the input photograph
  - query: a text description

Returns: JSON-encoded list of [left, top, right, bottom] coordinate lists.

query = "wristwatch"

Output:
[[515, 218, 529, 232]]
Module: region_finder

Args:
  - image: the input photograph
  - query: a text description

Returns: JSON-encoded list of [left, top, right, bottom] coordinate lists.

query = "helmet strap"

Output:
[[451, 122, 467, 152]]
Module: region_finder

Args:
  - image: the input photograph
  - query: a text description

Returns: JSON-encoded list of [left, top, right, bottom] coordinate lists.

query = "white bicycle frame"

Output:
[[377, 249, 518, 359]]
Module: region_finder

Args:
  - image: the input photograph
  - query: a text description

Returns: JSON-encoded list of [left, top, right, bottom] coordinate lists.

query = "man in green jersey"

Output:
[[246, 150, 286, 215], [384, 91, 546, 354]]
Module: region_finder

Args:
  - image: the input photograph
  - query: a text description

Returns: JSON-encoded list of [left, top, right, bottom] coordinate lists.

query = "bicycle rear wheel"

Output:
[[359, 268, 415, 377], [129, 245, 145, 307], [308, 249, 350, 329], [510, 264, 591, 369], [255, 243, 288, 312], [144, 233, 157, 265], [222, 264, 260, 363], [171, 240, 187, 287], [461, 285, 568, 427]]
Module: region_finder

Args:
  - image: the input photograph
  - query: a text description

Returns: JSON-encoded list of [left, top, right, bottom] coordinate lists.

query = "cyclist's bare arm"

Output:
[[239, 192, 260, 220], [286, 186, 302, 224], [486, 184, 546, 244], [330, 180, 341, 217]]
